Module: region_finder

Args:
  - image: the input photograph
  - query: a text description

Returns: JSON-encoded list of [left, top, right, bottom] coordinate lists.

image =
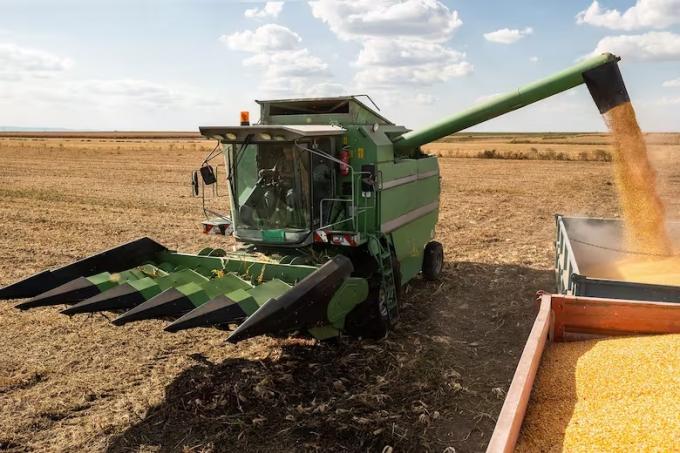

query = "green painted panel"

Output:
[[157, 269, 208, 291], [380, 176, 439, 225], [378, 159, 418, 182], [376, 142, 394, 164], [86, 265, 169, 295], [177, 281, 210, 306], [160, 251, 319, 286], [391, 211, 439, 284], [416, 156, 439, 173], [204, 273, 252, 299], [157, 261, 179, 273], [118, 269, 145, 281], [225, 260, 317, 285], [87, 272, 117, 292], [129, 277, 163, 300], [159, 252, 224, 274], [326, 277, 369, 329], [307, 325, 340, 340], [262, 229, 286, 242], [248, 278, 292, 305], [226, 289, 259, 315], [86, 272, 111, 285], [138, 264, 168, 278]]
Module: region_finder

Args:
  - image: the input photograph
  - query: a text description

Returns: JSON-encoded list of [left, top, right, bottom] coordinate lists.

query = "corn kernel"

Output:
[[516, 334, 680, 452]]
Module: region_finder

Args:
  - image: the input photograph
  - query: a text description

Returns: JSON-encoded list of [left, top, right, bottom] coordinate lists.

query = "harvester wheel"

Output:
[[422, 241, 444, 281], [345, 288, 391, 339], [345, 253, 401, 340]]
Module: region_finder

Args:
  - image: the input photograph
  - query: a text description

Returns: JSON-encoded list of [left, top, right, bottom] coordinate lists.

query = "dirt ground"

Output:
[[0, 135, 678, 452]]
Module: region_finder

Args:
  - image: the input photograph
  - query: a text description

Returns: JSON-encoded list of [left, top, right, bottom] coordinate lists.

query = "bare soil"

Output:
[[0, 135, 678, 452]]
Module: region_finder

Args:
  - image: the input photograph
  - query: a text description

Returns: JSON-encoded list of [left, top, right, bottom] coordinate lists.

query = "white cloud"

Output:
[[243, 48, 329, 93], [5, 78, 218, 110], [309, 0, 471, 91], [356, 38, 467, 67], [0, 43, 72, 80], [662, 77, 680, 87], [413, 93, 437, 105], [529, 56, 539, 63], [220, 24, 333, 97], [305, 82, 348, 98], [219, 24, 301, 52], [244, 2, 284, 19], [73, 79, 219, 108], [483, 27, 533, 44], [243, 48, 328, 78], [353, 38, 472, 90], [354, 60, 472, 89], [474, 93, 503, 104], [591, 31, 680, 60], [354, 39, 472, 89], [309, 0, 462, 42], [658, 96, 680, 104], [576, 0, 680, 30]]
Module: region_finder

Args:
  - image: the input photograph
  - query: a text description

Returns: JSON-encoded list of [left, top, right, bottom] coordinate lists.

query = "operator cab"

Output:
[[200, 125, 345, 246]]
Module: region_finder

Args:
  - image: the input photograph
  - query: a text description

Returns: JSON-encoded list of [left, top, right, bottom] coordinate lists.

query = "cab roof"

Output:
[[199, 125, 346, 143]]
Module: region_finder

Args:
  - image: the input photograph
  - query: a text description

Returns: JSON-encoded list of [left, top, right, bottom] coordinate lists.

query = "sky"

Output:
[[0, 0, 679, 132]]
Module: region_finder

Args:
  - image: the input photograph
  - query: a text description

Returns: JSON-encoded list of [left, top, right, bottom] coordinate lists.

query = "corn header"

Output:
[[0, 53, 631, 343]]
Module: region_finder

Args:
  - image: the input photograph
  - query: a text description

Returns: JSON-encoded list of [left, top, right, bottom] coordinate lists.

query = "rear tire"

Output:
[[422, 241, 444, 281]]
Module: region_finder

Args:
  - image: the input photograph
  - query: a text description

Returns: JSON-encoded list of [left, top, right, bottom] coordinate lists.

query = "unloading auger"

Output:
[[0, 53, 631, 343]]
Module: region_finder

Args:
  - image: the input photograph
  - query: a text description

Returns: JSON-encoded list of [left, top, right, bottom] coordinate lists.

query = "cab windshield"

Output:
[[228, 142, 312, 242]]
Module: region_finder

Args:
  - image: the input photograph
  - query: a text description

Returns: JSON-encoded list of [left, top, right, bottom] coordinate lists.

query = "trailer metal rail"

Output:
[[555, 215, 680, 302]]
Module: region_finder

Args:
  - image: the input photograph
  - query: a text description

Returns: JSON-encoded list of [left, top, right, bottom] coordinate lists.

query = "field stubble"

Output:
[[0, 134, 679, 452]]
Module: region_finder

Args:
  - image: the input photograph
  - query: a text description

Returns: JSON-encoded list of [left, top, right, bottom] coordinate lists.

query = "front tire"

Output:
[[345, 253, 401, 340], [344, 286, 390, 339], [422, 241, 444, 281]]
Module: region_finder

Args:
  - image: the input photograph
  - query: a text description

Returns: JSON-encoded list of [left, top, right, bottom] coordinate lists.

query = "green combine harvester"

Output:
[[0, 53, 631, 343]]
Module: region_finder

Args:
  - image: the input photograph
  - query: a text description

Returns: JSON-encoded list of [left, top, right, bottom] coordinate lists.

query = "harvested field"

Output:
[[423, 132, 679, 161], [0, 134, 679, 452], [0, 131, 203, 139]]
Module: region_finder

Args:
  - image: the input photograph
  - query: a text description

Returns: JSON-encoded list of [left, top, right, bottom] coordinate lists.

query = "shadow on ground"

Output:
[[105, 262, 553, 453]]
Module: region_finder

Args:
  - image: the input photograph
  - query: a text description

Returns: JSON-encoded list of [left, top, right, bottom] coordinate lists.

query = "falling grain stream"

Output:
[[598, 102, 680, 285]]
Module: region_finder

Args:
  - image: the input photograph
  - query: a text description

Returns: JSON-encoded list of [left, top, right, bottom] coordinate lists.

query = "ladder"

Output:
[[368, 234, 399, 324]]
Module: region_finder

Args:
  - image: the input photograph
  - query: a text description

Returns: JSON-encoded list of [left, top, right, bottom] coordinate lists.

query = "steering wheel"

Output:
[[258, 167, 279, 185]]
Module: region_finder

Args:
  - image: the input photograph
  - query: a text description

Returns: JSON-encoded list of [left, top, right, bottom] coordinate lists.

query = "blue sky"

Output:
[[0, 0, 679, 131]]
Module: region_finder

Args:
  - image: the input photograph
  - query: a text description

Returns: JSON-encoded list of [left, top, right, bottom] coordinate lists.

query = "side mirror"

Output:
[[200, 165, 217, 185], [191, 171, 200, 197]]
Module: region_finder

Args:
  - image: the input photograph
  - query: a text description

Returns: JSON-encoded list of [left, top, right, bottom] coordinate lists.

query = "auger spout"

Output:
[[392, 53, 627, 153]]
